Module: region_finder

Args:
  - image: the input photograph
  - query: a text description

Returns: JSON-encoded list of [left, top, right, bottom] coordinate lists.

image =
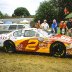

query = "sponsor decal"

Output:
[[26, 39, 38, 49], [49, 35, 72, 43], [0, 36, 7, 40], [16, 39, 39, 51]]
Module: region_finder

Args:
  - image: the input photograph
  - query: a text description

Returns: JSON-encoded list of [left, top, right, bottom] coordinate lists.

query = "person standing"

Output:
[[66, 18, 72, 36], [67, 19, 72, 30], [62, 21, 67, 34], [59, 21, 64, 34], [51, 19, 57, 34], [67, 28, 72, 37], [40, 19, 49, 31], [35, 20, 41, 29]]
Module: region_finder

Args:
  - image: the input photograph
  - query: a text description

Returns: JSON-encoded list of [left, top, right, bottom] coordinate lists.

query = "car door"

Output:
[[20, 30, 39, 52], [22, 30, 49, 52], [10, 30, 25, 51]]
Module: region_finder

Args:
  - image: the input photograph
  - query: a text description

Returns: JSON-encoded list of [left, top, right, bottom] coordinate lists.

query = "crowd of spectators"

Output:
[[35, 18, 72, 37]]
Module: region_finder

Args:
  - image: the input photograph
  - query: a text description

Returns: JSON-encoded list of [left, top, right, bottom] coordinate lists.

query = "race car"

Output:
[[0, 28, 72, 57]]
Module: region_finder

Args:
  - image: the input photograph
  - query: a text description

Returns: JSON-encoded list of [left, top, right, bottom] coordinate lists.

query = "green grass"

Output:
[[0, 52, 72, 72]]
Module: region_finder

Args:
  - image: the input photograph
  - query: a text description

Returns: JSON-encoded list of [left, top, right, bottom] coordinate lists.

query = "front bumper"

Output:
[[66, 43, 72, 49], [66, 43, 72, 55]]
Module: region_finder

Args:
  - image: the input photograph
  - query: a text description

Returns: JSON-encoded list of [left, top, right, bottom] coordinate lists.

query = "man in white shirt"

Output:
[[40, 19, 49, 31]]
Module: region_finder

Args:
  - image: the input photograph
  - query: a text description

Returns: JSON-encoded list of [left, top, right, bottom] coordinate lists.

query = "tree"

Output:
[[50, 0, 72, 20], [34, 1, 58, 25], [58, 0, 72, 12], [34, 0, 72, 24], [0, 11, 3, 18], [13, 7, 30, 17], [58, 0, 72, 19]]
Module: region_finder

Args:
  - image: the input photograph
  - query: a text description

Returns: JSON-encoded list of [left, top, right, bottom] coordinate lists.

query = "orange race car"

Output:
[[0, 28, 72, 57]]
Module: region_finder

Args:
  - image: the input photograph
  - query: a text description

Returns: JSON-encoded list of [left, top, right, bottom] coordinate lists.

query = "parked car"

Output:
[[4, 21, 13, 24], [0, 24, 25, 34], [0, 28, 72, 57]]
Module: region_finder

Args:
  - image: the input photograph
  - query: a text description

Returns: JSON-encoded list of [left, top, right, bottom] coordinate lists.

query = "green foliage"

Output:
[[58, 0, 72, 12], [34, 1, 58, 24], [13, 7, 30, 17], [34, 0, 72, 24], [0, 11, 3, 18], [0, 12, 11, 18], [58, 0, 72, 20]]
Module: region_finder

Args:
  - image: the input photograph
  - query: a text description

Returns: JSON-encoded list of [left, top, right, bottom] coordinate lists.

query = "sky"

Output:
[[0, 0, 45, 16]]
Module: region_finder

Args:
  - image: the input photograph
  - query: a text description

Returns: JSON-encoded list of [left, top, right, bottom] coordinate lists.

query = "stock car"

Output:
[[0, 28, 72, 57]]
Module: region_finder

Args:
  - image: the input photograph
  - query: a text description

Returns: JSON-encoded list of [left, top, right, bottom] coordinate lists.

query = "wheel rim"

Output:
[[4, 41, 14, 52], [52, 43, 65, 57]]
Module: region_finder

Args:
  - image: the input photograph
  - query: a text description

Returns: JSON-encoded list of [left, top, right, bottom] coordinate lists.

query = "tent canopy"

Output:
[[20, 20, 29, 24], [65, 13, 72, 19]]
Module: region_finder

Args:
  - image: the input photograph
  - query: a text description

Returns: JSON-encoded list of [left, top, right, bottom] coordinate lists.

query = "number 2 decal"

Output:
[[26, 39, 38, 50]]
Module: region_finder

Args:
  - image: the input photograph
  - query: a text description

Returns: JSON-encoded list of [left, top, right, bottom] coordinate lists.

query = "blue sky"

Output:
[[0, 0, 46, 16]]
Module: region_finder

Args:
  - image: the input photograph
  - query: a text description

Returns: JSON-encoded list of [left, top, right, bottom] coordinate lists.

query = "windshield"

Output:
[[37, 29, 48, 36], [8, 25, 17, 30], [37, 29, 52, 37]]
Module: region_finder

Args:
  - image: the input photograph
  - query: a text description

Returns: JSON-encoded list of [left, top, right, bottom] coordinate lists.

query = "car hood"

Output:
[[49, 34, 72, 44]]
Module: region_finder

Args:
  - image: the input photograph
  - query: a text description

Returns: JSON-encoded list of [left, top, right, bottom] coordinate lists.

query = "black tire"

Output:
[[3, 40, 16, 53], [50, 41, 66, 57]]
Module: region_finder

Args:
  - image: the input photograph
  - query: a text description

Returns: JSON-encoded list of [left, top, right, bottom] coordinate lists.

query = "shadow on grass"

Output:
[[0, 47, 72, 59], [16, 51, 72, 59]]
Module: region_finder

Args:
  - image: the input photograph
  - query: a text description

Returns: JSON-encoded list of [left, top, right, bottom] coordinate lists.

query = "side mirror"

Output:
[[36, 33, 39, 37], [38, 37, 44, 42]]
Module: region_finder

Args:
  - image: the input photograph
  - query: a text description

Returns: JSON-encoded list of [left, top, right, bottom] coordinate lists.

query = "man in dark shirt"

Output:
[[67, 28, 72, 37], [67, 19, 72, 29], [66, 19, 72, 37]]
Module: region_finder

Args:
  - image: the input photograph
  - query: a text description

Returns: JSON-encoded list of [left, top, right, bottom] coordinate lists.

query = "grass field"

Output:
[[0, 51, 72, 72]]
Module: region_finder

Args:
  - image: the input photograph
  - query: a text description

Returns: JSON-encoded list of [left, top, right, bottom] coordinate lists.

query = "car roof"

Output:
[[0, 24, 25, 25], [22, 28, 37, 30]]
